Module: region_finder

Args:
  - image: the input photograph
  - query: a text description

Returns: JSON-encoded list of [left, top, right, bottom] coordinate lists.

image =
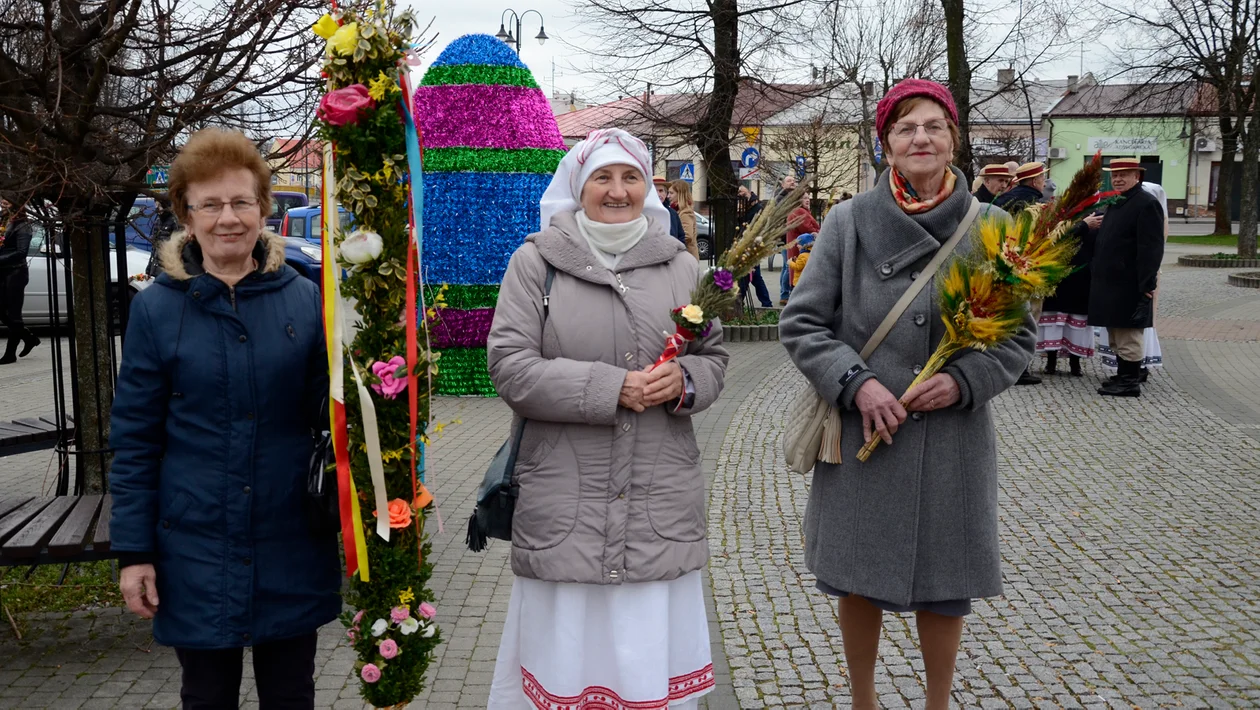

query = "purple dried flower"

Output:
[[713, 269, 735, 291]]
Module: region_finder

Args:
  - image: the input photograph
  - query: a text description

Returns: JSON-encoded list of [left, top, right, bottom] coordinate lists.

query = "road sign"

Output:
[[679, 163, 695, 183], [873, 138, 883, 165], [146, 165, 169, 186], [741, 127, 761, 145], [741, 147, 760, 169], [795, 155, 807, 176], [739, 166, 759, 180]]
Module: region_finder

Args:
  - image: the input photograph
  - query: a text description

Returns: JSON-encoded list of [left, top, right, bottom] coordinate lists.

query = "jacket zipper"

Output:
[[615, 273, 628, 294]]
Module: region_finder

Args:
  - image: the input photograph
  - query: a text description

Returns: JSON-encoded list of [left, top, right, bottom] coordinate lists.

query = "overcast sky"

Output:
[[401, 0, 1117, 105]]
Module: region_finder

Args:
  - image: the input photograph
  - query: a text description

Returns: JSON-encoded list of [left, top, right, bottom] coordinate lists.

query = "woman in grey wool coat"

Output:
[[780, 79, 1034, 710]]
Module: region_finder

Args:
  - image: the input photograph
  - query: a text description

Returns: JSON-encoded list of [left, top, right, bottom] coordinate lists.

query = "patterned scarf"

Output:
[[890, 168, 957, 214]]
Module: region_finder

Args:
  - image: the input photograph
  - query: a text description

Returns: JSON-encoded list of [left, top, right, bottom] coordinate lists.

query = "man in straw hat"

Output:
[[973, 164, 1012, 204], [1089, 158, 1164, 397], [994, 161, 1051, 385], [992, 161, 1048, 214]]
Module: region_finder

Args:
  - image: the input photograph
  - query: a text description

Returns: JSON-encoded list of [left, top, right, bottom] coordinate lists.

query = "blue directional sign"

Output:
[[873, 138, 883, 165], [741, 147, 760, 169], [679, 163, 695, 183], [795, 155, 807, 176]]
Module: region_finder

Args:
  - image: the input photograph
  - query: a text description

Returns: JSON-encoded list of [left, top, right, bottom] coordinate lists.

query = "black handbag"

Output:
[[305, 409, 340, 535], [466, 264, 555, 552]]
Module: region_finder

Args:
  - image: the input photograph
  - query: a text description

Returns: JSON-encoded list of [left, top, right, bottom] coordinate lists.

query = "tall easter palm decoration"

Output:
[[312, 1, 442, 706]]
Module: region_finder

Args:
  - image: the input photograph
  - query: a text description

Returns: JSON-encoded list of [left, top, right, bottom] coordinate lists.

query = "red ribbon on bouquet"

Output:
[[651, 321, 698, 371]]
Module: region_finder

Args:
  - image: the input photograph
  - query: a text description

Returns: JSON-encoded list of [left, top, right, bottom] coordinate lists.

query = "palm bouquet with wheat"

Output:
[[857, 154, 1119, 461], [651, 182, 812, 369]]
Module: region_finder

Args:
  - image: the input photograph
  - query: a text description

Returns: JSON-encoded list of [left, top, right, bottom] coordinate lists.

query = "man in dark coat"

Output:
[[0, 197, 40, 364], [973, 164, 1011, 204], [993, 162, 1050, 385], [144, 197, 181, 277], [736, 185, 772, 308], [1088, 158, 1164, 397]]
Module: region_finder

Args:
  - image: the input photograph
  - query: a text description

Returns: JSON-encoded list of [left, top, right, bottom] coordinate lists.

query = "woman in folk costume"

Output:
[[780, 79, 1034, 710], [1038, 212, 1103, 375], [486, 128, 728, 709]]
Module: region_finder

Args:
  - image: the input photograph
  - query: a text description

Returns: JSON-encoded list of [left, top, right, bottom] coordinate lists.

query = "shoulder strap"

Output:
[[859, 197, 981, 360], [542, 263, 556, 322]]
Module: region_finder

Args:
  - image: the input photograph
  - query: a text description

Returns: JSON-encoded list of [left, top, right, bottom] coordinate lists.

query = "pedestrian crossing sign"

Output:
[[679, 163, 695, 182]]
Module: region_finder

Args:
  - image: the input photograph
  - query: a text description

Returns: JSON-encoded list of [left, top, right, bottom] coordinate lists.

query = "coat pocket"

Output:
[[646, 418, 706, 542], [157, 491, 192, 543], [511, 430, 579, 551]]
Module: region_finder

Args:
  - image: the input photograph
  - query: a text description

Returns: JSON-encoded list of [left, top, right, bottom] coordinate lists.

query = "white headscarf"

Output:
[[538, 127, 671, 232]]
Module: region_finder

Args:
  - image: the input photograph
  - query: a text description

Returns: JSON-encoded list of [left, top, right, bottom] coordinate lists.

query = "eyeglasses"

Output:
[[890, 120, 950, 140], [186, 198, 260, 216]]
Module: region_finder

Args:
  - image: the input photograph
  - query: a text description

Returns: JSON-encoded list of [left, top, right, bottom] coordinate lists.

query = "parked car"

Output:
[[268, 191, 310, 232], [282, 236, 322, 284], [22, 223, 149, 327], [123, 197, 158, 250], [694, 212, 712, 260], [281, 205, 354, 244]]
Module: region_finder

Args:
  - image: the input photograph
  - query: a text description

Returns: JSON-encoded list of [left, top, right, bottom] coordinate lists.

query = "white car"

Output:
[[22, 224, 150, 326]]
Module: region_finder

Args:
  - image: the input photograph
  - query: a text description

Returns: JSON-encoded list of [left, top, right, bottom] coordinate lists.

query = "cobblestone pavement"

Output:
[[3, 265, 1260, 708]]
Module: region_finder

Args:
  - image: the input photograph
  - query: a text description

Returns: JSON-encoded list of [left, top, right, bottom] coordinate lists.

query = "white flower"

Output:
[[679, 304, 705, 325], [371, 619, 388, 637], [340, 230, 383, 264], [398, 617, 419, 635], [420, 622, 436, 638]]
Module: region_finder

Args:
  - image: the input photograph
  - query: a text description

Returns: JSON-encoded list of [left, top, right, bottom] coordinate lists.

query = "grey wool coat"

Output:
[[487, 210, 729, 586], [780, 167, 1035, 606]]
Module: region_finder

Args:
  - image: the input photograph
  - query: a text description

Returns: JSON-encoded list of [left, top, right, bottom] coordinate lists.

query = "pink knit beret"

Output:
[[875, 79, 959, 138]]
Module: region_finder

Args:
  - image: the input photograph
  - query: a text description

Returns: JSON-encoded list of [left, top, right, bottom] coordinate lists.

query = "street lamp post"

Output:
[[495, 9, 547, 55]]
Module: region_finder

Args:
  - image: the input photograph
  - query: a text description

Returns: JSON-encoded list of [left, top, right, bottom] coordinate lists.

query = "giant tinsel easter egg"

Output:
[[415, 34, 566, 396]]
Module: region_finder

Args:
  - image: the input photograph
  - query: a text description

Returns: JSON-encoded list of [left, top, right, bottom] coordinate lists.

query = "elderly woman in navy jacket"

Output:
[[109, 128, 338, 709]]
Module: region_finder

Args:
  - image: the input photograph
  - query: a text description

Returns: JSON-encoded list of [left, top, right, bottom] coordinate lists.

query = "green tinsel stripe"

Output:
[[434, 348, 497, 397], [425, 147, 565, 175], [441, 285, 500, 310], [420, 65, 538, 88]]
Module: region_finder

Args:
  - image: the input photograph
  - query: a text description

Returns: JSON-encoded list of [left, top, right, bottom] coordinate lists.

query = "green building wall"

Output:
[[1046, 117, 1190, 205]]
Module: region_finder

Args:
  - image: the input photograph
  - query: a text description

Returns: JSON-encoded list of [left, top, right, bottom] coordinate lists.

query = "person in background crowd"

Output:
[[781, 78, 1033, 710], [1098, 178, 1169, 381], [773, 175, 804, 301], [784, 190, 819, 304], [109, 128, 339, 709], [1038, 212, 1102, 376], [653, 176, 687, 247], [0, 196, 39, 364], [487, 127, 728, 709], [1003, 161, 1020, 183], [993, 162, 1050, 385], [737, 185, 773, 308], [973, 164, 1012, 204], [1088, 158, 1164, 397], [788, 231, 814, 287], [668, 179, 700, 260], [145, 197, 181, 277], [1042, 176, 1058, 202]]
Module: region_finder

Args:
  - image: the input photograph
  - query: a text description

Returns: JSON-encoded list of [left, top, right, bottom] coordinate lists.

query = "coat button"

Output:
[[879, 263, 893, 276], [625, 353, 633, 361], [618, 493, 625, 500], [910, 271, 920, 280], [246, 412, 254, 420], [238, 335, 247, 343], [192, 291, 201, 299], [586, 265, 593, 271], [162, 520, 170, 529], [243, 557, 252, 566], [243, 486, 251, 494], [911, 412, 923, 421], [242, 633, 251, 642], [914, 314, 926, 326], [621, 423, 631, 432], [913, 365, 923, 374]]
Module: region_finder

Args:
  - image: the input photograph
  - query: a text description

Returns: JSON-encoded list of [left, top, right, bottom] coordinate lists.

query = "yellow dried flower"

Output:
[[328, 22, 359, 56], [399, 587, 415, 605], [312, 14, 339, 40], [368, 72, 394, 102]]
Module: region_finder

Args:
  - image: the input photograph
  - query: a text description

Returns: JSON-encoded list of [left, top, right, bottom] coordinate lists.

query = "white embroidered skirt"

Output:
[[488, 570, 714, 710], [1036, 312, 1095, 357], [1096, 327, 1163, 368]]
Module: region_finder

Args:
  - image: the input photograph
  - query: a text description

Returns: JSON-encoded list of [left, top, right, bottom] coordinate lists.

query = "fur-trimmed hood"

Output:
[[158, 229, 287, 281]]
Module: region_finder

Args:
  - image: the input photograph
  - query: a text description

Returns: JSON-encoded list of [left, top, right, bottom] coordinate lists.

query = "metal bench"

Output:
[[0, 494, 114, 569], [0, 415, 74, 457]]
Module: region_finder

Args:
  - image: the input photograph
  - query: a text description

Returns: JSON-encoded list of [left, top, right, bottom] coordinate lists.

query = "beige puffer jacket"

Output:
[[487, 210, 728, 585]]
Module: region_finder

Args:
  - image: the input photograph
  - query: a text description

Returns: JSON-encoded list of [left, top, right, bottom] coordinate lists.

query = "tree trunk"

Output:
[[941, 0, 974, 182], [699, 0, 741, 260], [61, 202, 117, 494], [1238, 85, 1260, 259], [1216, 115, 1237, 236]]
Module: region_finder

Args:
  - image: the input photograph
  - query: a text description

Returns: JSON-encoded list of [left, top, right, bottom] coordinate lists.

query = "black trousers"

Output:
[[174, 632, 318, 710], [0, 268, 28, 330]]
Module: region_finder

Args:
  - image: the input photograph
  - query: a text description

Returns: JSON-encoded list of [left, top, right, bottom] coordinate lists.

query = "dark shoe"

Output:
[[1016, 367, 1042, 385], [18, 332, 39, 358], [0, 337, 17, 365], [1069, 355, 1083, 377], [779, 299, 788, 306], [1099, 359, 1141, 397], [1044, 352, 1058, 375], [1138, 367, 1149, 383]]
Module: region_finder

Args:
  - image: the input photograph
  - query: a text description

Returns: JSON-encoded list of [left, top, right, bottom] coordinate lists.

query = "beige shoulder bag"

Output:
[[782, 197, 981, 473]]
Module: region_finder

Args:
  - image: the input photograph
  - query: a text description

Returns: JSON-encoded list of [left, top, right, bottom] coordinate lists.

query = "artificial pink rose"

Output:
[[346, 628, 357, 642], [379, 638, 399, 659], [353, 610, 365, 625], [418, 602, 437, 620], [361, 663, 382, 683], [371, 356, 408, 399], [390, 605, 410, 623], [318, 85, 374, 127]]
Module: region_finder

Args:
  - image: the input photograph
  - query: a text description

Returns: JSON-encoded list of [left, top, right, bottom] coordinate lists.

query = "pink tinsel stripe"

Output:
[[430, 308, 495, 348], [414, 84, 566, 151]]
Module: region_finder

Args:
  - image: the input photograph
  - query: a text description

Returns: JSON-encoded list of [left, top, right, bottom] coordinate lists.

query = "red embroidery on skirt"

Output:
[[522, 664, 715, 710]]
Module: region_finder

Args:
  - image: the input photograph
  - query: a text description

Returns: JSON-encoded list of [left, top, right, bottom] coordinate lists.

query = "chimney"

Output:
[[998, 68, 1015, 87], [1066, 75, 1079, 92]]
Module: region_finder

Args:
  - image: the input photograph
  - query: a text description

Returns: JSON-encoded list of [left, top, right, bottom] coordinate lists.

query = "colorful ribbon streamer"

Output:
[[652, 323, 696, 370], [350, 358, 392, 542]]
